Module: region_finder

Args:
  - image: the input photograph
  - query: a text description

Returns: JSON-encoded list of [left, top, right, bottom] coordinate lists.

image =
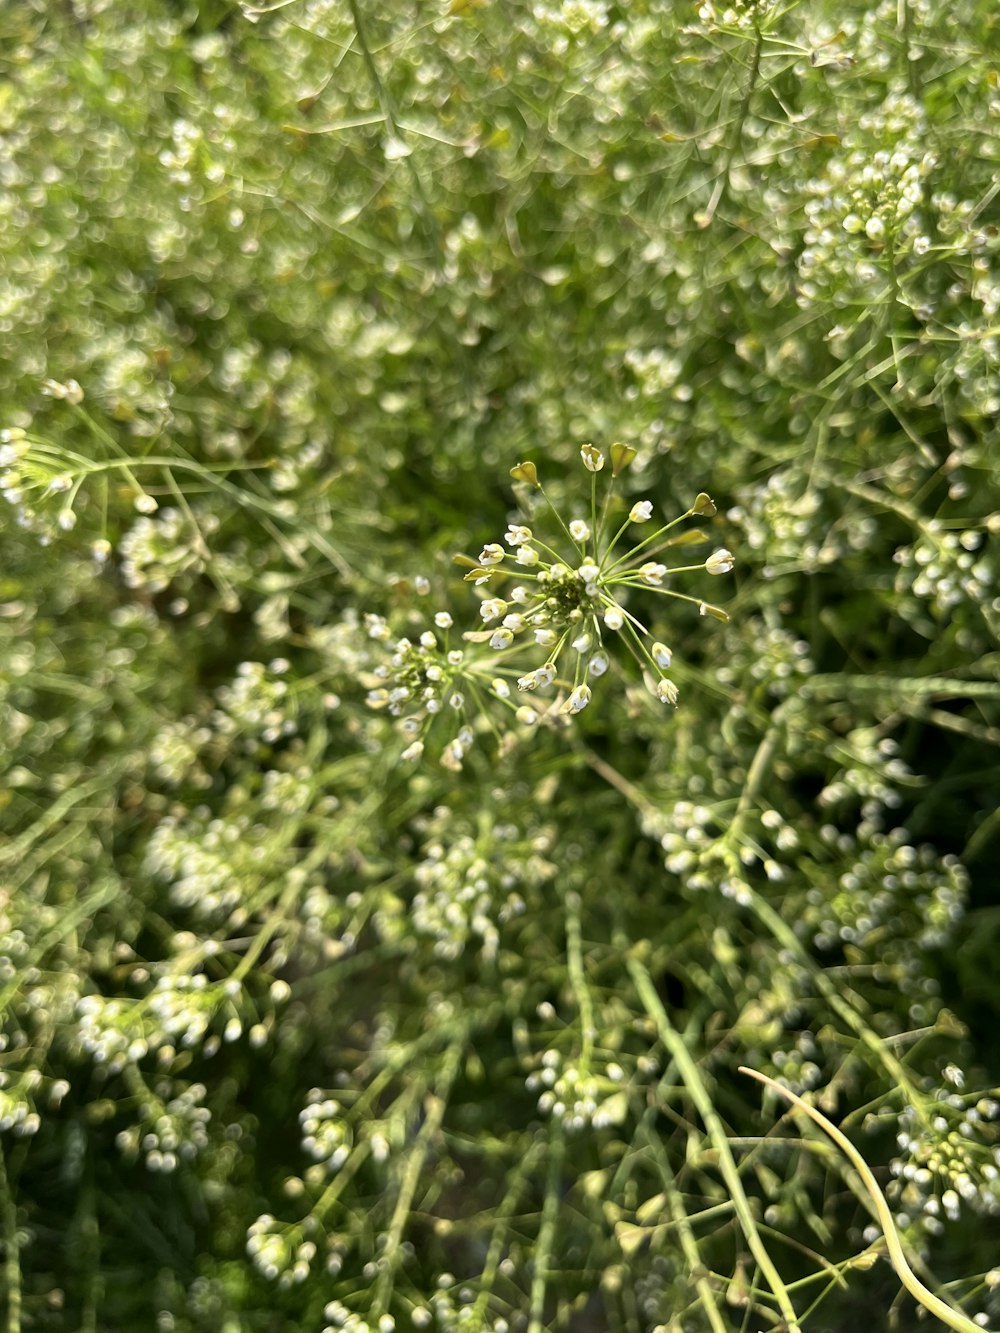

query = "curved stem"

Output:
[[740, 1067, 990, 1333]]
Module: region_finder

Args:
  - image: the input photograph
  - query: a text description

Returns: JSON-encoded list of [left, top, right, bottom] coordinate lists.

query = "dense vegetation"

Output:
[[1, 0, 999, 1329]]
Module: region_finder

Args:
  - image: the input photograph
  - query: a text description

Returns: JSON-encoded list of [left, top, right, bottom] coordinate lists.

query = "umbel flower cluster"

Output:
[[364, 445, 734, 769]]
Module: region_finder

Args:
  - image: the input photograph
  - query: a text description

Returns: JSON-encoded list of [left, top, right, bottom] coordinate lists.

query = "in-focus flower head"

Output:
[[363, 448, 733, 768]]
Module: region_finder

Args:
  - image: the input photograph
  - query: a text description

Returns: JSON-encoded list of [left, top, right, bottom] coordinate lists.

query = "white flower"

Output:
[[578, 562, 600, 585], [580, 444, 605, 472], [401, 740, 424, 762], [478, 543, 505, 566], [588, 651, 609, 677], [419, 631, 436, 648], [535, 628, 557, 647], [505, 524, 532, 546], [434, 611, 453, 629], [134, 493, 158, 514], [629, 500, 653, 524], [569, 519, 591, 542], [492, 678, 511, 699], [651, 641, 672, 669], [865, 216, 885, 241], [502, 612, 525, 632], [515, 706, 537, 725], [639, 562, 666, 586], [705, 549, 734, 575], [516, 545, 540, 566], [572, 631, 592, 653], [510, 585, 530, 604], [448, 691, 464, 709], [414, 576, 430, 595], [517, 664, 555, 692], [563, 684, 591, 714], [655, 678, 679, 706], [441, 739, 464, 771], [480, 597, 508, 622], [490, 627, 514, 650], [603, 605, 624, 630]]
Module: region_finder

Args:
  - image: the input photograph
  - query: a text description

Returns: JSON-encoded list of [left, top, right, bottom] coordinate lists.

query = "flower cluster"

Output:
[[247, 1214, 320, 1287], [526, 1047, 630, 1132], [75, 973, 251, 1070], [364, 447, 734, 769], [406, 809, 554, 961], [323, 1302, 399, 1333], [115, 1080, 212, 1173], [299, 1091, 353, 1172], [410, 1274, 513, 1333], [887, 1080, 1000, 1239], [893, 526, 994, 629], [797, 89, 935, 308]]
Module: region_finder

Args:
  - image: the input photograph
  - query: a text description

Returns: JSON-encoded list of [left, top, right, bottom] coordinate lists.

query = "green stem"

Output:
[[626, 954, 801, 1333], [565, 893, 595, 1072], [527, 1121, 565, 1333], [0, 1142, 22, 1333], [372, 1040, 463, 1316], [740, 1068, 989, 1333], [602, 509, 694, 575]]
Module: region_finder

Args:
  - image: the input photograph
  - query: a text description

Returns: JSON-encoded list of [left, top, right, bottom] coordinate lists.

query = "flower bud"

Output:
[[629, 500, 653, 523], [639, 562, 667, 586], [563, 684, 592, 714], [651, 641, 672, 669], [655, 678, 679, 706], [705, 549, 734, 575], [480, 597, 508, 622]]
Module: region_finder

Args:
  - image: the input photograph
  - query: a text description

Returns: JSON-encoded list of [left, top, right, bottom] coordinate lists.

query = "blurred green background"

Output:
[[1, 0, 999, 1329]]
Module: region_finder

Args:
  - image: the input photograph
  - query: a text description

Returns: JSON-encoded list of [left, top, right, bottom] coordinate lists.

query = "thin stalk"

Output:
[[471, 1141, 544, 1323], [372, 1040, 463, 1315], [602, 509, 694, 575], [740, 1068, 990, 1333], [527, 1122, 565, 1333], [564, 893, 595, 1073], [0, 1143, 21, 1333], [626, 955, 801, 1333]]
